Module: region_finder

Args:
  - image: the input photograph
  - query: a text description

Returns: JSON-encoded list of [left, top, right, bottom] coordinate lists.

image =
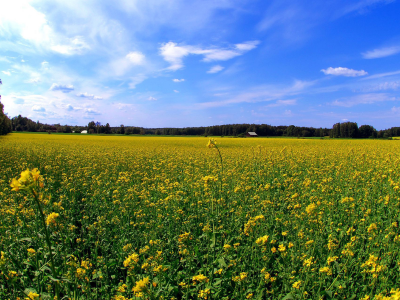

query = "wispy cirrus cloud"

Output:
[[173, 79, 185, 82], [159, 40, 260, 71], [267, 99, 297, 107], [321, 67, 368, 77], [196, 80, 314, 109], [331, 93, 395, 107], [362, 70, 400, 80], [362, 46, 400, 59], [207, 65, 224, 74]]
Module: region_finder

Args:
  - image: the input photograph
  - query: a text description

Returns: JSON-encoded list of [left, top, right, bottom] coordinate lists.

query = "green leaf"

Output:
[[323, 290, 333, 298], [282, 293, 295, 300], [19, 238, 32, 243], [218, 257, 227, 267], [48, 275, 60, 282]]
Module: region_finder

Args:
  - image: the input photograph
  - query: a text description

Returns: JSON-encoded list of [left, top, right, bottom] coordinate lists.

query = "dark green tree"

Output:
[[0, 100, 12, 135], [88, 121, 96, 133]]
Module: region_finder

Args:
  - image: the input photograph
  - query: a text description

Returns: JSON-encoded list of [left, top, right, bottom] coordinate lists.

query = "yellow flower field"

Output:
[[0, 133, 400, 299]]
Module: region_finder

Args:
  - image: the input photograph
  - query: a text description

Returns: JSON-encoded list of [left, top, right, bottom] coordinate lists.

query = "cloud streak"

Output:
[[331, 93, 396, 107], [321, 67, 368, 77], [362, 46, 400, 59], [159, 41, 260, 71], [207, 65, 224, 74]]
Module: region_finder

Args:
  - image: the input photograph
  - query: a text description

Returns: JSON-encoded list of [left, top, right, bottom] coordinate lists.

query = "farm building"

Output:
[[81, 130, 88, 134], [246, 132, 258, 137]]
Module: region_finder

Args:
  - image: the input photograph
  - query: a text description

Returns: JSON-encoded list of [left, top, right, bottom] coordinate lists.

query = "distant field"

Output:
[[1, 133, 400, 299]]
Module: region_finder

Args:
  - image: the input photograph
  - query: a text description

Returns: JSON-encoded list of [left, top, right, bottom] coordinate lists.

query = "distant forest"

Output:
[[6, 114, 400, 138]]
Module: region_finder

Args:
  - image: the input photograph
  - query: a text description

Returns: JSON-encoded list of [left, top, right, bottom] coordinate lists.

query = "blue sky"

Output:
[[0, 0, 400, 129]]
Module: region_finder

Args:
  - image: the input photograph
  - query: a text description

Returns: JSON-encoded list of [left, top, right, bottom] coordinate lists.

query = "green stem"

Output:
[[32, 189, 59, 299]]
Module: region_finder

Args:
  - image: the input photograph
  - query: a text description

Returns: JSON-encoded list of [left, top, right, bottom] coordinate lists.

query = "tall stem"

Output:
[[32, 190, 59, 298]]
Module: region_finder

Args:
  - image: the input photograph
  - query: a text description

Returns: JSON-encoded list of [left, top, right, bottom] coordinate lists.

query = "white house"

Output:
[[81, 130, 88, 134]]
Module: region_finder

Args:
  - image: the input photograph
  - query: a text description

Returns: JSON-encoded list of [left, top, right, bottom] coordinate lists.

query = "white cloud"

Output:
[[85, 108, 101, 115], [32, 105, 45, 112], [174, 90, 179, 93], [159, 42, 191, 71], [173, 78, 185, 82], [321, 67, 368, 77], [147, 97, 157, 101], [129, 74, 147, 89], [197, 80, 314, 108], [26, 78, 41, 84], [392, 106, 400, 113], [235, 41, 260, 51], [50, 83, 74, 93], [159, 40, 259, 71], [284, 110, 292, 116], [115, 103, 134, 110], [0, 57, 12, 63], [268, 99, 297, 107], [331, 93, 395, 107], [21, 59, 25, 62], [126, 51, 145, 65], [361, 81, 400, 92], [76, 92, 103, 100], [207, 65, 224, 74], [362, 46, 400, 59], [2, 71, 11, 76], [362, 70, 400, 80], [0, 2, 90, 55], [66, 104, 82, 111], [51, 36, 90, 55]]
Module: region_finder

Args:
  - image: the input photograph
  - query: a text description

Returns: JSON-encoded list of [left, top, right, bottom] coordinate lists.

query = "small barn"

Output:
[[246, 132, 258, 137], [81, 130, 88, 134]]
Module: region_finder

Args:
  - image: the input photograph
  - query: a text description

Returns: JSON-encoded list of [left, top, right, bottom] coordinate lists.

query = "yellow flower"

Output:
[[123, 253, 139, 270], [367, 223, 377, 234], [192, 274, 209, 284], [198, 288, 210, 299], [27, 248, 36, 255], [292, 281, 301, 289], [240, 272, 247, 280], [27, 292, 40, 300], [45, 212, 59, 226], [117, 284, 127, 293], [255, 235, 269, 245], [319, 266, 332, 276], [132, 277, 150, 293], [10, 168, 43, 192], [278, 244, 286, 252], [223, 244, 231, 251], [206, 138, 217, 148], [31, 168, 41, 181], [10, 178, 21, 191], [327, 256, 338, 265], [306, 203, 317, 214]]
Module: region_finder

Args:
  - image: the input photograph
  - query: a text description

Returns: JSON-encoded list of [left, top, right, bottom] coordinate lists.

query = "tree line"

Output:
[[1, 101, 399, 138], [0, 100, 12, 135]]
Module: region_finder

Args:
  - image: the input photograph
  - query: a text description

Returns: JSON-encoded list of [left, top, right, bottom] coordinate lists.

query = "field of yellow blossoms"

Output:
[[1, 133, 400, 300]]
